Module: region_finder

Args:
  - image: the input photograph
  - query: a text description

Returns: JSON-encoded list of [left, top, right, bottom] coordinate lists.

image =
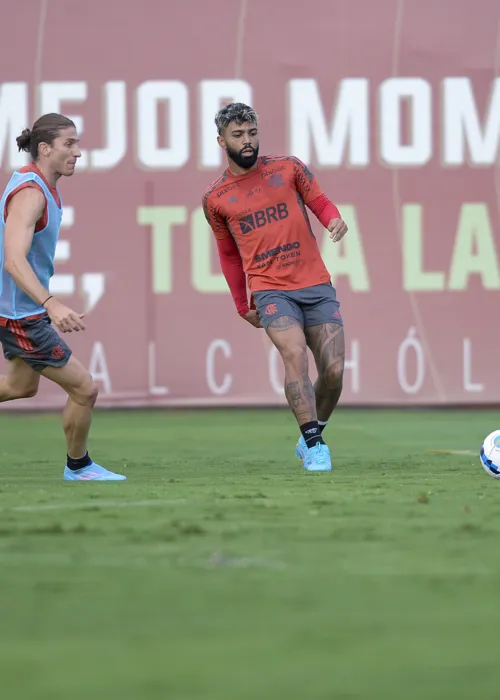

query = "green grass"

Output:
[[1, 407, 500, 700]]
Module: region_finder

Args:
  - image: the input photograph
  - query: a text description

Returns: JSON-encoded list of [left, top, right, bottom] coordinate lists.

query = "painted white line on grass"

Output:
[[0, 551, 494, 576], [0, 551, 287, 572], [2, 498, 189, 513], [425, 450, 475, 455]]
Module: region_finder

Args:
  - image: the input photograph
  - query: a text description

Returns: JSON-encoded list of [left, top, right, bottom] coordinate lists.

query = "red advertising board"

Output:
[[0, 0, 498, 408]]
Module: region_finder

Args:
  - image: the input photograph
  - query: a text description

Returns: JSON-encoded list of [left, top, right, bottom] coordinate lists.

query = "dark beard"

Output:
[[227, 144, 259, 170]]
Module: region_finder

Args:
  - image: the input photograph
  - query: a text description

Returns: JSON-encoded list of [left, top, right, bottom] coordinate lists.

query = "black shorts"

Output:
[[252, 283, 343, 330], [0, 312, 72, 372]]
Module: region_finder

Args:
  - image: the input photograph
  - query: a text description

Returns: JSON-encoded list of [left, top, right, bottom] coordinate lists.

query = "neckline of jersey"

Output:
[[224, 157, 262, 182]]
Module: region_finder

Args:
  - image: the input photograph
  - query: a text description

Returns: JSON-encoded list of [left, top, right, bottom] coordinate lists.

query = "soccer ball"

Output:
[[480, 431, 500, 479]]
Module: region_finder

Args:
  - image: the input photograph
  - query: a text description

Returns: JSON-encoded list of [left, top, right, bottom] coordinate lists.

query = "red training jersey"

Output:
[[202, 155, 332, 292]]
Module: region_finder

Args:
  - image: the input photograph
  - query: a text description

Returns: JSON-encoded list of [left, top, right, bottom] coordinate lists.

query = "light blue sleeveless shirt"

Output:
[[0, 167, 62, 318]]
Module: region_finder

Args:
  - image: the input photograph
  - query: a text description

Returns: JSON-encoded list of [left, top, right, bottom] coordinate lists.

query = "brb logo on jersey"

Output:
[[238, 203, 289, 234]]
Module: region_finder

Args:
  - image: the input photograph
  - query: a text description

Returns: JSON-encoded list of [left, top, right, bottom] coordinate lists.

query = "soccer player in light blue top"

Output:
[[0, 113, 125, 481]]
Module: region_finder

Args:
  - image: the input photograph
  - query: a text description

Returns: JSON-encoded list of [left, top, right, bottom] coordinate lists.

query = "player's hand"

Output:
[[327, 218, 348, 242], [242, 310, 262, 328], [44, 298, 86, 333]]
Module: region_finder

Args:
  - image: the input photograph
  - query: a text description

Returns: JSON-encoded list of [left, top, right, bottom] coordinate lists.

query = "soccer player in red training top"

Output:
[[202, 103, 348, 472], [0, 113, 125, 481]]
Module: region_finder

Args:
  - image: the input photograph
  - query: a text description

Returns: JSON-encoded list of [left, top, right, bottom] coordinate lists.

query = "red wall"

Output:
[[0, 0, 498, 407]]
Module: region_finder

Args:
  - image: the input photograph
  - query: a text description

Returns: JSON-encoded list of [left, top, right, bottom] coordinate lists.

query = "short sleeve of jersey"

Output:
[[290, 157, 323, 205], [202, 191, 231, 240]]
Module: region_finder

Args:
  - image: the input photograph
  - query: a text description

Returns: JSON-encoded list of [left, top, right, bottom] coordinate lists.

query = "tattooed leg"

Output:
[[305, 323, 345, 422], [266, 316, 316, 425]]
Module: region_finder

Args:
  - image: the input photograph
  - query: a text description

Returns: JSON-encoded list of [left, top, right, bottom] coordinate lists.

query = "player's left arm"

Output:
[[291, 156, 348, 242]]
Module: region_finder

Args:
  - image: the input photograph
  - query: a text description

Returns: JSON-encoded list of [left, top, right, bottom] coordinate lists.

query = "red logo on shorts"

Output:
[[51, 345, 65, 359], [265, 304, 278, 316], [333, 311, 341, 319]]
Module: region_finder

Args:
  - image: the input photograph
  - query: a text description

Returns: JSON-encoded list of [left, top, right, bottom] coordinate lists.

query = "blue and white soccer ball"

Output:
[[480, 431, 500, 479]]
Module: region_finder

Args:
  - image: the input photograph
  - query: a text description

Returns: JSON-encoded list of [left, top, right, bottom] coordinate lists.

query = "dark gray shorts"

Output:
[[253, 283, 343, 330], [0, 312, 72, 372]]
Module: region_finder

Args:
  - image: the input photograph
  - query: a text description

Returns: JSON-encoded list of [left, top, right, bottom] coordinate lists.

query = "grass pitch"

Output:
[[0, 408, 499, 699]]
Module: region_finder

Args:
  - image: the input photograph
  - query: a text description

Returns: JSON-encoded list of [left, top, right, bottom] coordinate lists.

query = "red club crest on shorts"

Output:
[[51, 345, 65, 359], [265, 304, 278, 315]]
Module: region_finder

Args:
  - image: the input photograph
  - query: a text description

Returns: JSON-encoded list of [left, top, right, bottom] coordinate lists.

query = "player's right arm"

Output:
[[291, 156, 348, 242], [202, 192, 261, 328], [3, 187, 85, 332]]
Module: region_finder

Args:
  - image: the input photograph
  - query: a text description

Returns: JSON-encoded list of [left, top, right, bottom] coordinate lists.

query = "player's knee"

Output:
[[7, 381, 38, 400], [23, 384, 38, 399], [83, 379, 99, 407], [71, 377, 99, 407], [322, 363, 343, 389], [281, 343, 307, 366]]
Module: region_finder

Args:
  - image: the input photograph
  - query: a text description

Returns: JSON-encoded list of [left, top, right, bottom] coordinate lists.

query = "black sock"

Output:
[[66, 451, 92, 471], [318, 421, 328, 434], [300, 421, 325, 449]]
